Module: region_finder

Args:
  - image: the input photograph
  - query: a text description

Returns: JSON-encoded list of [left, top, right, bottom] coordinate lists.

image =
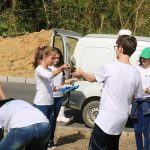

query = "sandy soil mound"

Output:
[[0, 30, 52, 78]]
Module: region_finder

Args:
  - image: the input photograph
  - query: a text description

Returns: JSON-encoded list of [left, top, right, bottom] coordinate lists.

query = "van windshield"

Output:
[[67, 37, 78, 56], [52, 35, 79, 63]]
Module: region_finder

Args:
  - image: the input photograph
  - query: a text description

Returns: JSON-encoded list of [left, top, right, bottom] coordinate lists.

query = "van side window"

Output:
[[67, 37, 78, 56]]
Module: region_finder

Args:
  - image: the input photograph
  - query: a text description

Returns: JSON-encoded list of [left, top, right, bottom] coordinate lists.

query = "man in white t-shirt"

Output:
[[0, 99, 50, 150], [72, 35, 142, 150]]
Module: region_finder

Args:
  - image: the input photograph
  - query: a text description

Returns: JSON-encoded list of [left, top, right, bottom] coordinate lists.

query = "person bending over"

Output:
[[0, 99, 50, 150]]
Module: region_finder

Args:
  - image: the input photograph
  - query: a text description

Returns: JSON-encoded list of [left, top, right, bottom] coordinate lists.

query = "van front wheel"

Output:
[[82, 101, 99, 128]]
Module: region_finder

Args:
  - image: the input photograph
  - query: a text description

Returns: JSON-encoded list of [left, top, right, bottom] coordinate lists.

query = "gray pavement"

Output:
[[1, 79, 134, 132], [1, 81, 87, 129]]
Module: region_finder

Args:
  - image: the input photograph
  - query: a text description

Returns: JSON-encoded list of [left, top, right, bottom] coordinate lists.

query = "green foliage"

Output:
[[0, 9, 12, 36], [0, 0, 150, 37], [0, 23, 11, 36]]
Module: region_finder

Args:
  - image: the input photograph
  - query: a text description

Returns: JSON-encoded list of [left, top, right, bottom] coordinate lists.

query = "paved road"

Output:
[[2, 82, 36, 102], [1, 82, 87, 129], [1, 82, 133, 131]]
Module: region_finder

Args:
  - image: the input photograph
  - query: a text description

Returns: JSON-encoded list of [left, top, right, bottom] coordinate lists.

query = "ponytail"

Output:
[[33, 46, 54, 69]]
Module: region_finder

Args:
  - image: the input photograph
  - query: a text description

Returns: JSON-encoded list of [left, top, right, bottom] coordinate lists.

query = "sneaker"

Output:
[[57, 116, 73, 123], [48, 141, 57, 149]]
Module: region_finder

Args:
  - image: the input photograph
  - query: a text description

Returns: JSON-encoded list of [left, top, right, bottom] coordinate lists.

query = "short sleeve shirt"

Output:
[[0, 100, 49, 131], [136, 66, 150, 98], [49, 66, 64, 97], [94, 62, 142, 135], [33, 65, 54, 105]]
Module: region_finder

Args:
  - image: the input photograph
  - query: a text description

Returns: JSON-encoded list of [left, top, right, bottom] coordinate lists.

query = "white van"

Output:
[[50, 28, 150, 128]]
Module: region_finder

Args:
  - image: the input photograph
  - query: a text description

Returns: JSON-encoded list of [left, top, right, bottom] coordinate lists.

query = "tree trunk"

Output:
[[11, 0, 17, 32], [41, 0, 51, 29]]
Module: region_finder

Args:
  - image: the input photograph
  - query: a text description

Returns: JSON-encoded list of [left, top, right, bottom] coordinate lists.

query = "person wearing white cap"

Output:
[[118, 29, 132, 36]]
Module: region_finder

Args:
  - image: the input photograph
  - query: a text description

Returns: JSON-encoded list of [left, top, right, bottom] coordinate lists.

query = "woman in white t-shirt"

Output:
[[48, 48, 77, 148], [33, 46, 69, 149], [131, 47, 150, 150]]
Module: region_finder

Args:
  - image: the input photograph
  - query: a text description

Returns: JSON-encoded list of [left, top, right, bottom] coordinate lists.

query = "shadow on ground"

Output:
[[65, 108, 84, 124], [56, 131, 85, 146]]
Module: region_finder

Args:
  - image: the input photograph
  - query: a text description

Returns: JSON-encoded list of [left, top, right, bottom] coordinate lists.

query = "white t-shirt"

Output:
[[0, 100, 49, 131], [136, 66, 150, 98], [94, 62, 142, 135], [33, 65, 54, 105], [49, 66, 64, 98]]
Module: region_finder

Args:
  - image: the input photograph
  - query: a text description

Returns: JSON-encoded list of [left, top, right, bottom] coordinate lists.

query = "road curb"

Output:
[[0, 76, 7, 82], [8, 76, 26, 83], [26, 78, 35, 84], [0, 76, 35, 84]]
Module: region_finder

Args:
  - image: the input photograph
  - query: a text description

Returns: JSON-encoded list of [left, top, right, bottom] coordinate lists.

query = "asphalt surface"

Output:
[[1, 82, 87, 129], [1, 82, 134, 131]]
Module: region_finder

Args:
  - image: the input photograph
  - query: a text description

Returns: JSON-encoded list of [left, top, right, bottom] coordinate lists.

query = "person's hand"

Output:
[[71, 68, 83, 78], [61, 64, 70, 70], [54, 84, 72, 91], [145, 88, 150, 94], [71, 77, 79, 82], [61, 84, 72, 88]]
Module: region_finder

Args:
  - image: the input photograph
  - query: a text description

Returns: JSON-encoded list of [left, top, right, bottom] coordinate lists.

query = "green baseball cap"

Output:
[[140, 47, 150, 59]]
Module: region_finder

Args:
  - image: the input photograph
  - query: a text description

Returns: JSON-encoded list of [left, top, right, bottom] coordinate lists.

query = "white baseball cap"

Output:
[[118, 29, 132, 36]]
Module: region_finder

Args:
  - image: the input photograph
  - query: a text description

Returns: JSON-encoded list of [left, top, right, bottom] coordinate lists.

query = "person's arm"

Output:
[[131, 95, 136, 103], [53, 84, 73, 92], [51, 64, 69, 77], [64, 78, 78, 84], [71, 69, 96, 82], [0, 84, 6, 100], [145, 88, 150, 94], [37, 64, 69, 80], [134, 76, 143, 100]]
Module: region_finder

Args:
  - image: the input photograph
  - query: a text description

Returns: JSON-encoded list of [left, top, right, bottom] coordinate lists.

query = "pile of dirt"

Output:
[[0, 30, 52, 78]]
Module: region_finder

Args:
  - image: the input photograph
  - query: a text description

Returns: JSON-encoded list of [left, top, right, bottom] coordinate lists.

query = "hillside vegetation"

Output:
[[0, 0, 150, 37], [0, 0, 150, 77]]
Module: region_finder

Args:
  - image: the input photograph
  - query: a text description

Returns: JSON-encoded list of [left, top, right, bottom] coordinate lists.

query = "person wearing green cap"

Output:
[[140, 47, 150, 59], [131, 47, 150, 150]]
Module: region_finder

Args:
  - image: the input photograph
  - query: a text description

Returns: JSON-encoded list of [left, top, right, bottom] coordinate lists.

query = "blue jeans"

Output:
[[0, 123, 50, 150], [50, 97, 63, 142], [33, 104, 54, 141], [133, 104, 150, 150], [88, 124, 121, 150]]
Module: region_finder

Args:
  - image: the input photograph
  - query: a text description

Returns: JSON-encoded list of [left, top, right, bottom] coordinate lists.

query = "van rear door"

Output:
[[50, 28, 82, 64]]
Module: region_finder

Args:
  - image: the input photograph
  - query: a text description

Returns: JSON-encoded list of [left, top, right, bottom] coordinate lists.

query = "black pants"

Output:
[[88, 124, 121, 150]]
